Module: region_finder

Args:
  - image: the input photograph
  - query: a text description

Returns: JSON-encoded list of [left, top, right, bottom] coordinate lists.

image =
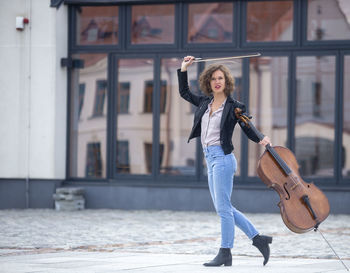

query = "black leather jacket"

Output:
[[177, 69, 260, 155]]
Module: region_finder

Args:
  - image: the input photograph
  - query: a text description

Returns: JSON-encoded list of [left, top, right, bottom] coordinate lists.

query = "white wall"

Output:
[[0, 0, 67, 179]]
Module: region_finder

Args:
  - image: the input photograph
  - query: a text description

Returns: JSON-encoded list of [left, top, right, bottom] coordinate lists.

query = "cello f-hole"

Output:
[[283, 183, 290, 200]]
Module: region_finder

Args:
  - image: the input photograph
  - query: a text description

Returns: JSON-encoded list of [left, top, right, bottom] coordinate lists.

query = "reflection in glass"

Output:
[[296, 56, 335, 177], [131, 5, 175, 44], [93, 80, 107, 117], [86, 143, 102, 177], [307, 0, 350, 41], [247, 1, 293, 42], [188, 3, 233, 43], [160, 59, 197, 176], [118, 82, 130, 114], [343, 56, 350, 178], [248, 57, 288, 176], [116, 59, 154, 174], [202, 60, 242, 176], [69, 54, 108, 178], [77, 6, 118, 45]]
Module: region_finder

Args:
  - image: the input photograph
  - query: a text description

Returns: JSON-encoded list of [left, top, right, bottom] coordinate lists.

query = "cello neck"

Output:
[[247, 120, 292, 176], [246, 120, 265, 142]]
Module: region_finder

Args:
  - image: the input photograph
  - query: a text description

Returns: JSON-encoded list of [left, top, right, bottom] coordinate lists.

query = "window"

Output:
[[312, 81, 322, 117], [246, 1, 294, 42], [233, 77, 242, 101], [144, 143, 164, 174], [188, 2, 233, 44], [118, 82, 130, 114], [295, 55, 336, 177], [116, 140, 130, 173], [159, 58, 197, 176], [78, 83, 85, 118], [307, 0, 350, 41], [116, 59, 154, 175], [76, 6, 119, 45], [144, 81, 153, 113], [67, 2, 348, 186], [160, 81, 167, 113], [86, 142, 103, 178], [189, 79, 200, 114], [343, 55, 350, 178], [69, 54, 108, 179], [131, 4, 175, 44], [143, 80, 167, 113], [248, 56, 289, 177], [144, 143, 152, 174], [93, 80, 107, 117]]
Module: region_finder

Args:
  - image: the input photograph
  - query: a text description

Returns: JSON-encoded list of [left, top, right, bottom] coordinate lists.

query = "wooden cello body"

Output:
[[235, 108, 330, 233], [257, 146, 330, 233]]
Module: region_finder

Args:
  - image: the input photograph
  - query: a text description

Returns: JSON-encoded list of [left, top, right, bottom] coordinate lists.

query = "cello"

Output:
[[234, 108, 330, 233], [235, 108, 350, 271]]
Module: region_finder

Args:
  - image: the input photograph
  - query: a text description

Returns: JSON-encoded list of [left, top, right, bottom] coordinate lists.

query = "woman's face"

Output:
[[210, 70, 226, 95]]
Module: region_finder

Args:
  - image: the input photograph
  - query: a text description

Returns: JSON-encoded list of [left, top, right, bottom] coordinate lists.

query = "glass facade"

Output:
[[69, 54, 108, 178], [187, 2, 233, 43], [246, 1, 293, 42], [76, 6, 119, 45], [68, 1, 350, 186], [160, 59, 197, 176], [307, 0, 350, 41], [116, 59, 154, 175], [131, 4, 175, 44], [248, 56, 289, 177], [295, 56, 335, 177]]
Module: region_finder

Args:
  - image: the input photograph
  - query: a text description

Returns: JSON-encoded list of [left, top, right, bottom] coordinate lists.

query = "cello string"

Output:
[[317, 229, 349, 271]]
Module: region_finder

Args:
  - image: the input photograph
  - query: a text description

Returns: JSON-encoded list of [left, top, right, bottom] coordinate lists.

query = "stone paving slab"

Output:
[[0, 209, 349, 272], [1, 251, 349, 273]]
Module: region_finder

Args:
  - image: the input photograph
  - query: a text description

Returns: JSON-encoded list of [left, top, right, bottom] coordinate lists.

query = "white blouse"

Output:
[[201, 98, 227, 148]]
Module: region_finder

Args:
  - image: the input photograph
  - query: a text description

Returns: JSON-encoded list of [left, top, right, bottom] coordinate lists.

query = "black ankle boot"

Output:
[[252, 234, 273, 266], [203, 248, 232, 267]]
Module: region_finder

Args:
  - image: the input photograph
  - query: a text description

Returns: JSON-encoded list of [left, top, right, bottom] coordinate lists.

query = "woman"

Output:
[[178, 56, 273, 267]]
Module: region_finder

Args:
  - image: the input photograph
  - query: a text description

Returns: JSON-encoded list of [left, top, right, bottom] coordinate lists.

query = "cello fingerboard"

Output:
[[266, 145, 292, 176], [248, 120, 292, 176]]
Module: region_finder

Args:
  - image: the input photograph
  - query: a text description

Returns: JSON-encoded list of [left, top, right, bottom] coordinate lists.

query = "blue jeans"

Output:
[[204, 145, 259, 248]]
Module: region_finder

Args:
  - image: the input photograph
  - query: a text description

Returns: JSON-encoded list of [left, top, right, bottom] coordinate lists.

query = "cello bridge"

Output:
[[291, 182, 300, 190], [290, 176, 300, 190]]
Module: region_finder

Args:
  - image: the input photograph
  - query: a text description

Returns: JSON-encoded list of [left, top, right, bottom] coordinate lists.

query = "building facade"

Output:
[[1, 0, 350, 213]]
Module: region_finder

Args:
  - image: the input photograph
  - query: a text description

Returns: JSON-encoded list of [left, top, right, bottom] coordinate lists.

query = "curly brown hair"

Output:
[[199, 64, 235, 97]]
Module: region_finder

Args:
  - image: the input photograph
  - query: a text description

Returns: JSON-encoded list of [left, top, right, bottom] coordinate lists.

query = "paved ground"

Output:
[[0, 209, 349, 272]]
